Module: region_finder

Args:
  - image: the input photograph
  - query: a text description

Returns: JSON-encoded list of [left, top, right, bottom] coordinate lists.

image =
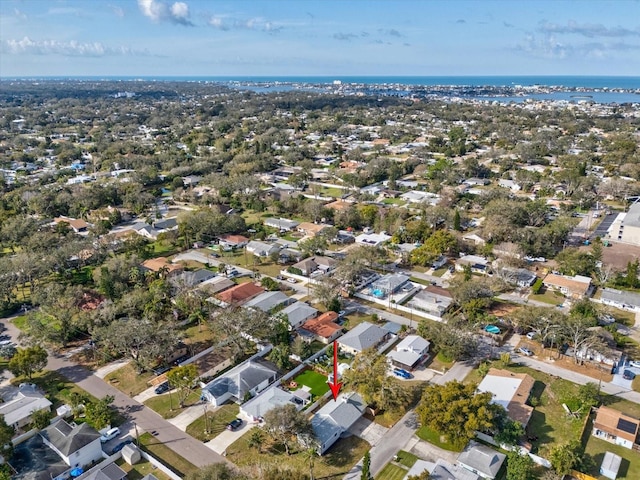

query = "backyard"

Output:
[[375, 450, 418, 480], [225, 431, 370, 479], [290, 368, 330, 397], [116, 458, 172, 480], [584, 431, 640, 480]]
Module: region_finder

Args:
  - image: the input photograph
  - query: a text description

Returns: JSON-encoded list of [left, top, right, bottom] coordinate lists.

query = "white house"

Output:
[[246, 240, 280, 257], [355, 232, 391, 247], [456, 441, 506, 480], [338, 322, 390, 356], [201, 360, 278, 407], [240, 386, 308, 422], [593, 406, 639, 450], [311, 392, 366, 454], [387, 335, 430, 370], [456, 255, 491, 275], [0, 384, 52, 430], [280, 302, 319, 330], [498, 179, 521, 192], [601, 288, 640, 312], [264, 218, 300, 232], [40, 420, 102, 468], [243, 291, 294, 313], [408, 285, 453, 319]]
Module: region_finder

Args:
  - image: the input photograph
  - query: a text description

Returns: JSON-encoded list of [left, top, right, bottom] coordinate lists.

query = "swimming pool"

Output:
[[371, 288, 384, 298], [485, 325, 500, 334]]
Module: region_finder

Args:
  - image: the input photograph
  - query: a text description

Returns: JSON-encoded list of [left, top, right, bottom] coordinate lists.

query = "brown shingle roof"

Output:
[[141, 257, 183, 274], [215, 282, 264, 306], [594, 406, 640, 443], [301, 312, 341, 339]]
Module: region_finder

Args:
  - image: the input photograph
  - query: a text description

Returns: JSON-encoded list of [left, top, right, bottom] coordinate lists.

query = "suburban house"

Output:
[[152, 217, 178, 232], [498, 179, 522, 191], [431, 255, 448, 269], [400, 190, 440, 205], [0, 384, 52, 430], [600, 288, 640, 312], [292, 256, 337, 277], [40, 420, 102, 467], [476, 369, 535, 427], [408, 285, 454, 319], [176, 269, 216, 287], [462, 233, 486, 246], [387, 335, 430, 371], [608, 200, 640, 246], [240, 386, 309, 422], [325, 199, 352, 211], [243, 291, 294, 313], [280, 302, 319, 330], [369, 273, 411, 298], [311, 392, 367, 455], [299, 311, 343, 344], [414, 459, 481, 480], [464, 177, 490, 186], [338, 321, 390, 356], [457, 441, 506, 480], [140, 257, 184, 276], [82, 462, 128, 480], [53, 216, 90, 233], [456, 255, 491, 275], [246, 240, 280, 258], [199, 276, 235, 295], [219, 234, 249, 249], [215, 282, 265, 307], [201, 360, 278, 407], [355, 232, 391, 247], [593, 406, 639, 449], [500, 267, 537, 288], [297, 222, 332, 237], [542, 273, 593, 299], [130, 221, 162, 240], [264, 217, 300, 232]]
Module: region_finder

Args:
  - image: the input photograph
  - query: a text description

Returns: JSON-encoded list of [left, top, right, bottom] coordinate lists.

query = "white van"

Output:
[[100, 427, 120, 443]]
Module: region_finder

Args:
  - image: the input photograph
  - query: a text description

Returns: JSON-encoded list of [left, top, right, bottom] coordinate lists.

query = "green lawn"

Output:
[[150, 239, 180, 256], [531, 287, 565, 305], [415, 426, 463, 452], [395, 450, 419, 468], [104, 363, 154, 397], [292, 369, 330, 397], [584, 435, 640, 480], [186, 404, 240, 442], [12, 314, 28, 331], [138, 433, 198, 478], [116, 458, 172, 480], [226, 430, 370, 479], [18, 370, 99, 409], [375, 463, 408, 480], [432, 267, 448, 277], [144, 390, 202, 419], [382, 198, 406, 206]]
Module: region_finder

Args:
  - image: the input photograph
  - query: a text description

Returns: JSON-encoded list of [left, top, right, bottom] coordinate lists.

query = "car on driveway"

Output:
[[629, 360, 640, 368], [623, 370, 636, 380], [154, 382, 170, 394], [518, 347, 533, 356], [393, 368, 412, 379], [226, 418, 243, 431], [100, 427, 120, 443], [287, 277, 297, 283], [526, 332, 536, 340], [111, 439, 133, 454]]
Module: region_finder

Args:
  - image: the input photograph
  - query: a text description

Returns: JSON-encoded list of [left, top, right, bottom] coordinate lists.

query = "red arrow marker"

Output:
[[327, 340, 342, 401]]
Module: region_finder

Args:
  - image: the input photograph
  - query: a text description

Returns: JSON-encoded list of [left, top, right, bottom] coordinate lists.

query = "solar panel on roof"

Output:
[[617, 418, 637, 435]]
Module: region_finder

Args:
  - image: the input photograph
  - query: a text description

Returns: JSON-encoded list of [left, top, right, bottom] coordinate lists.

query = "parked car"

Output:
[[100, 427, 121, 443], [518, 347, 533, 356], [226, 418, 243, 431], [393, 368, 412, 379], [154, 382, 170, 394], [629, 360, 640, 368], [623, 370, 636, 380], [287, 277, 297, 283], [111, 439, 133, 454], [276, 275, 284, 280], [525, 332, 536, 340]]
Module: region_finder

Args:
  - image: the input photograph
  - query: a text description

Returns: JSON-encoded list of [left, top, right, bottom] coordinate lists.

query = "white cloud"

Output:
[[2, 37, 152, 57], [538, 20, 640, 39], [207, 15, 281, 32], [138, 0, 193, 26]]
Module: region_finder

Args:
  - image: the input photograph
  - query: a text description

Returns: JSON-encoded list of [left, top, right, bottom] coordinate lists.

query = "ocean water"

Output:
[[10, 75, 640, 89]]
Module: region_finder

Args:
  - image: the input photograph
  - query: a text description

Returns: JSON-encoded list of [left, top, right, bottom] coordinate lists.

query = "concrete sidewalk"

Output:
[[167, 402, 208, 431], [94, 359, 130, 379], [206, 422, 255, 454]]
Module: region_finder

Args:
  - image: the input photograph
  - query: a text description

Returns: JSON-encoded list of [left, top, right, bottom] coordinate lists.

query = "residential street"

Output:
[[3, 315, 227, 470]]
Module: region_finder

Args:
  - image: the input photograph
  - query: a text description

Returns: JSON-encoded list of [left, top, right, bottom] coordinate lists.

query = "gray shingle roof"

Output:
[[457, 441, 506, 479], [41, 420, 100, 456], [338, 322, 388, 352]]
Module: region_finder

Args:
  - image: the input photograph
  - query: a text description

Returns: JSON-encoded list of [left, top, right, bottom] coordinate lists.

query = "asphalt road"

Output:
[[3, 315, 226, 470]]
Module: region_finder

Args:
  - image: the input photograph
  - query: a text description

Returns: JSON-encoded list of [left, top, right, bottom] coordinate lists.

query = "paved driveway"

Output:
[[347, 417, 388, 446], [206, 422, 254, 454]]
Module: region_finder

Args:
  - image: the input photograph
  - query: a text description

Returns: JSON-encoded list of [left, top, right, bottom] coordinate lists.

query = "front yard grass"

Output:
[[415, 425, 463, 452], [226, 431, 370, 479], [104, 363, 154, 397], [15, 370, 98, 409], [186, 404, 240, 442], [138, 432, 198, 478], [375, 463, 408, 480], [144, 390, 202, 419], [531, 287, 565, 305], [291, 369, 330, 397]]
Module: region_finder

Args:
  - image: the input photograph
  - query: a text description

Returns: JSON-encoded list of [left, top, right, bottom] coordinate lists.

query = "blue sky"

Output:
[[1, 0, 639, 77]]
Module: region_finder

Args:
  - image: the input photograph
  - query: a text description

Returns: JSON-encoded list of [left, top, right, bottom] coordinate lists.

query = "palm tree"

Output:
[[301, 446, 318, 480]]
